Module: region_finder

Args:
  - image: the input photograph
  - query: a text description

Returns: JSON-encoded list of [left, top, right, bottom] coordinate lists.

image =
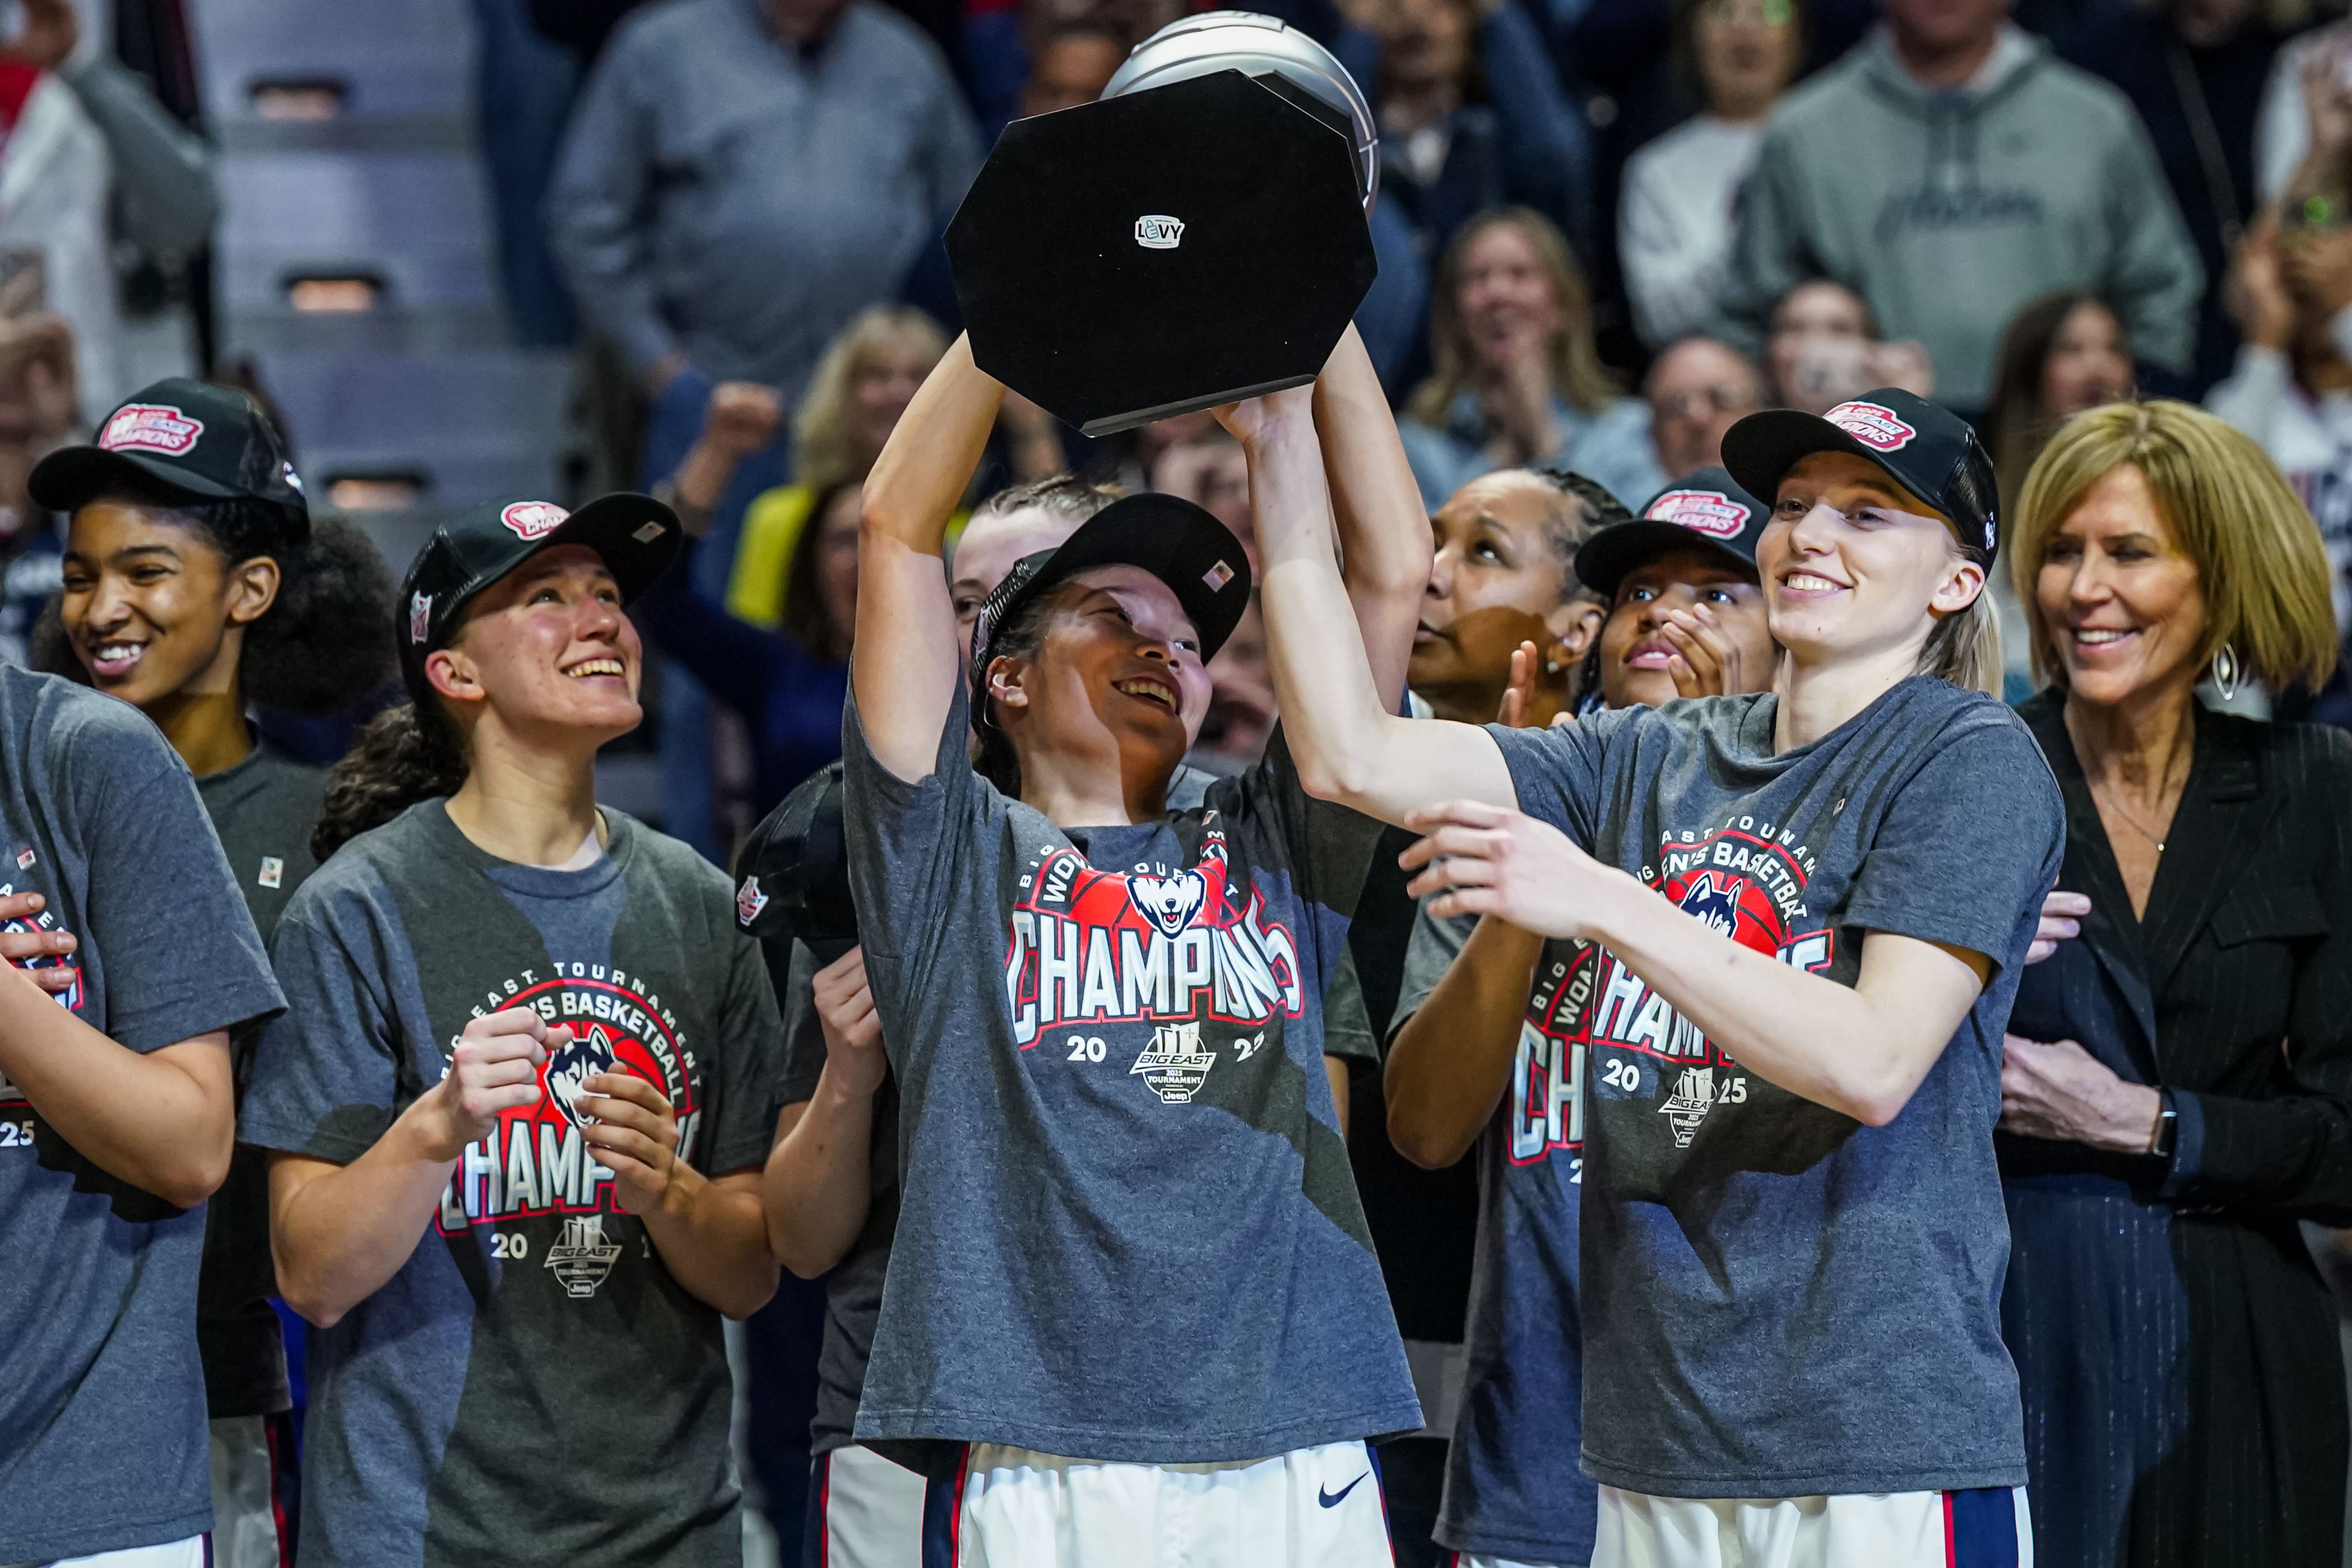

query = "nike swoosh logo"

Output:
[[1318, 1472, 1371, 1509]]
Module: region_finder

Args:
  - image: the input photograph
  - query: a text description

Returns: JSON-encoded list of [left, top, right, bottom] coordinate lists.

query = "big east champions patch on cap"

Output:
[[1822, 401, 1917, 452], [99, 402, 205, 457], [501, 501, 568, 541], [1719, 388, 2001, 565], [1645, 489, 1748, 540], [1576, 467, 1770, 600]]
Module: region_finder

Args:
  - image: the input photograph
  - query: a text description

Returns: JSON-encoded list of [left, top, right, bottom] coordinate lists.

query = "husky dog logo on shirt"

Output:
[[1571, 824, 1838, 1145], [1004, 831, 1303, 1063], [435, 965, 702, 1238]]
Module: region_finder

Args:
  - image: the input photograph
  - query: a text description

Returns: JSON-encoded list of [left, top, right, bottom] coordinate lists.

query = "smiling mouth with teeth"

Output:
[[88, 641, 146, 676], [1112, 677, 1178, 713], [1782, 572, 1845, 592], [565, 657, 627, 679]]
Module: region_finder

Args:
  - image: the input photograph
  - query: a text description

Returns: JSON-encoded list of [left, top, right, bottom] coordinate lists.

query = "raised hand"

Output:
[[0, 890, 78, 998], [1398, 798, 1609, 940], [578, 1069, 682, 1216], [811, 945, 888, 1099], [703, 381, 783, 460], [421, 1009, 555, 1160], [1659, 604, 1751, 699]]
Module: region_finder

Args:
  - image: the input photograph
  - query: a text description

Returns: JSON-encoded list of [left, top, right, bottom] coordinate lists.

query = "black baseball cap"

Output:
[[1576, 468, 1769, 602], [31, 377, 309, 540], [732, 760, 856, 946], [1720, 388, 1999, 564], [968, 492, 1251, 731], [398, 493, 681, 706]]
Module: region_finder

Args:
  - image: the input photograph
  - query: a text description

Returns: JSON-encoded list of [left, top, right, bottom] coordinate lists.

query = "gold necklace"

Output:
[[2087, 776, 2177, 855]]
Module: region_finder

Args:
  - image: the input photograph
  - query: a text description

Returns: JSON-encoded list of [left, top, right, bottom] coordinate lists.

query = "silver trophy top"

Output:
[[1103, 11, 1379, 211]]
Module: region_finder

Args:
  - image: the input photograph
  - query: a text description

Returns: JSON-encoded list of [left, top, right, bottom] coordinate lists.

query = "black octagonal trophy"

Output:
[[947, 24, 1378, 439]]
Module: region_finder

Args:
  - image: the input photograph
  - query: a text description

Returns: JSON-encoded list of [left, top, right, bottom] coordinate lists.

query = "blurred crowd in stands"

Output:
[[429, 0, 2352, 861]]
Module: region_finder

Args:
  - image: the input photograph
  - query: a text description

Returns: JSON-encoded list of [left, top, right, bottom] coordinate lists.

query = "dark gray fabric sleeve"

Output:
[[838, 684, 990, 1008], [73, 716, 282, 1054], [1236, 725, 1385, 921], [1388, 899, 1476, 1043], [239, 898, 406, 1165], [1486, 713, 1615, 850], [1844, 718, 2064, 972], [707, 926, 786, 1173], [1321, 948, 1377, 1066]]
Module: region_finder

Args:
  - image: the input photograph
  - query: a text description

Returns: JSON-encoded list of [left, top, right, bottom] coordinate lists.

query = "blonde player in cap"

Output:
[[1241, 385, 2061, 1567]]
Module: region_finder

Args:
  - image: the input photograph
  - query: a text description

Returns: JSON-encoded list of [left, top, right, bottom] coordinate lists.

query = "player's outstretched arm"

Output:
[[1402, 802, 1990, 1126], [1220, 389, 1514, 826], [1314, 323, 1430, 709], [855, 334, 1004, 784]]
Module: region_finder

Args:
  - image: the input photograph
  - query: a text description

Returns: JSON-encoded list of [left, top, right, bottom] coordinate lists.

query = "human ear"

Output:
[[1551, 598, 1604, 664], [225, 555, 281, 628], [425, 646, 482, 704], [986, 656, 1029, 715], [1931, 556, 1987, 616]]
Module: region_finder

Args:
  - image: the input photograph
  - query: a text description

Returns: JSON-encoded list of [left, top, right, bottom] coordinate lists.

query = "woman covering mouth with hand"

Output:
[[235, 495, 787, 1568], [1242, 383, 2063, 1567]]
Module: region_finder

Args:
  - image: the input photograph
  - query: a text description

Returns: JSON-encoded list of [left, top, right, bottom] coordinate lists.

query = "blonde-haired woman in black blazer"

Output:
[[2000, 398, 2352, 1568]]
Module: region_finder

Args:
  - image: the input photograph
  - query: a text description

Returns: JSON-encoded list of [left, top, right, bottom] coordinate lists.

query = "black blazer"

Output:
[[2003, 691, 2352, 1220]]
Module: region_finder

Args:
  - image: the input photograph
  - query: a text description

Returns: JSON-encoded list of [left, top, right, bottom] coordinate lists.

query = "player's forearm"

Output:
[[1315, 326, 1431, 707], [1245, 414, 1407, 804], [0, 974, 230, 1208], [641, 1168, 780, 1320], [1387, 917, 1545, 1168], [1589, 880, 1966, 1127], [862, 334, 1003, 555], [271, 1106, 465, 1326], [762, 1073, 879, 1278]]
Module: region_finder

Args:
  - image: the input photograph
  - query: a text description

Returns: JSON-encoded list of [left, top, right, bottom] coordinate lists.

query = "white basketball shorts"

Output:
[[928, 1440, 1394, 1567], [1592, 1485, 2032, 1568]]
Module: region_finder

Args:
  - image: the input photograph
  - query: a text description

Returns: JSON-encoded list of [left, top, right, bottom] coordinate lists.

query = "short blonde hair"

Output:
[[2010, 400, 2339, 693], [793, 307, 949, 494]]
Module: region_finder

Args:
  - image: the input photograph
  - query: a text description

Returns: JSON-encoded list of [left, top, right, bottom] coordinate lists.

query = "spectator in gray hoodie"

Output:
[[1717, 0, 2204, 411]]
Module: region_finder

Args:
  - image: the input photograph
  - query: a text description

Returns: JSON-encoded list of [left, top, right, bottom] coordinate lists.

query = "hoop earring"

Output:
[[2211, 641, 2240, 702]]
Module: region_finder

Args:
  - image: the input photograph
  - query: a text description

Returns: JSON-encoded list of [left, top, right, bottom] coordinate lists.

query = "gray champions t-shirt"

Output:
[[1390, 903, 1598, 1564], [1489, 677, 2062, 1499], [241, 802, 782, 1568], [838, 688, 1421, 1467], [773, 769, 1382, 1459], [0, 669, 285, 1563]]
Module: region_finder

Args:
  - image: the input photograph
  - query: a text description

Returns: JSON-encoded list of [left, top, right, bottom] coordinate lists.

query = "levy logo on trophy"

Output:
[[946, 12, 1380, 437]]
